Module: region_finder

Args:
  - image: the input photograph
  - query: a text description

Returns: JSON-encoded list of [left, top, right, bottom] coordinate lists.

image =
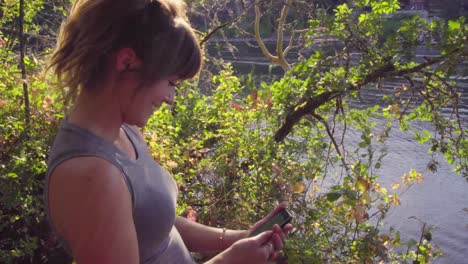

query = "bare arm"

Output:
[[48, 157, 139, 264], [177, 203, 294, 263], [175, 216, 248, 253], [204, 231, 275, 264]]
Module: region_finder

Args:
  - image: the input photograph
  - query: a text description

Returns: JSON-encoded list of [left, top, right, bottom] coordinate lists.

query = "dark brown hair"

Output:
[[48, 0, 202, 103]]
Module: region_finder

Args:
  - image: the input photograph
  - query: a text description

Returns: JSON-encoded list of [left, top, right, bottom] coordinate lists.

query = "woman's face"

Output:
[[119, 75, 178, 127]]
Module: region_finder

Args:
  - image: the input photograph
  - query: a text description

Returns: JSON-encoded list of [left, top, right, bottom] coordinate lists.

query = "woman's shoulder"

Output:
[[48, 156, 138, 263], [48, 156, 132, 231], [50, 156, 127, 195]]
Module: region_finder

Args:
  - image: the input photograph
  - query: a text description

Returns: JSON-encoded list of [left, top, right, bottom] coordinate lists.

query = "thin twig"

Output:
[[311, 112, 350, 173]]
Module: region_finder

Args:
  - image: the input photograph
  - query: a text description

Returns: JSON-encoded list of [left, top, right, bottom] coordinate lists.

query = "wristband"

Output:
[[219, 227, 227, 250]]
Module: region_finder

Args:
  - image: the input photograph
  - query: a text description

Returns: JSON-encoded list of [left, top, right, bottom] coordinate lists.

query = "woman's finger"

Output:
[[262, 241, 275, 259], [283, 223, 294, 232], [271, 233, 283, 251], [254, 230, 274, 245], [270, 251, 278, 260], [272, 224, 286, 241], [268, 202, 288, 217], [257, 202, 288, 227], [273, 223, 293, 242]]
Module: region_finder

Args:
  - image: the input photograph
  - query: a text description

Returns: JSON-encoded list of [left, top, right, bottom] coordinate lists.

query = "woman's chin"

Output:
[[124, 116, 148, 128]]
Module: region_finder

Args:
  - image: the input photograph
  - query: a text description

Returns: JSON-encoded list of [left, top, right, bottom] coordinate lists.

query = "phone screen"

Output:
[[249, 208, 292, 237]]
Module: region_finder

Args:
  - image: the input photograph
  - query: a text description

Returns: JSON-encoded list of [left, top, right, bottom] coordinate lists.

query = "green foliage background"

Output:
[[0, 0, 466, 263]]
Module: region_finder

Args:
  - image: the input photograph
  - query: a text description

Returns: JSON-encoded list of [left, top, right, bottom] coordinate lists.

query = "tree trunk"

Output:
[[19, 0, 30, 130]]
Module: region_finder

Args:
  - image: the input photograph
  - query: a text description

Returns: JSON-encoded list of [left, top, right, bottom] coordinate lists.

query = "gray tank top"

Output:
[[44, 118, 194, 264]]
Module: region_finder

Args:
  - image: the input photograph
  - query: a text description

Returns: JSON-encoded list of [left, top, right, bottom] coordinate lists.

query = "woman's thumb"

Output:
[[253, 230, 273, 245]]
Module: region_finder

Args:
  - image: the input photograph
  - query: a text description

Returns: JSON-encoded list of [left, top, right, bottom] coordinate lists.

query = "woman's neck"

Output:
[[68, 89, 123, 142]]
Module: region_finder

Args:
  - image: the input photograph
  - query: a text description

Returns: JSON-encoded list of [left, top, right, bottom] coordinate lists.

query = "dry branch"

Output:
[[254, 0, 293, 71]]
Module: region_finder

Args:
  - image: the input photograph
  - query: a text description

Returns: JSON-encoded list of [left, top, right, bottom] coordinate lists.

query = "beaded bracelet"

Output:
[[219, 227, 227, 250]]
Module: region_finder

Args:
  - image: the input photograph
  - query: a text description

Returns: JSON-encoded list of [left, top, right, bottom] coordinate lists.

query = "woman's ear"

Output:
[[114, 48, 142, 72]]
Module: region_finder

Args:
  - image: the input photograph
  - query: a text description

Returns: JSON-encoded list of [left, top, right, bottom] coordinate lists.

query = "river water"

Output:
[[351, 79, 468, 264], [207, 41, 468, 263]]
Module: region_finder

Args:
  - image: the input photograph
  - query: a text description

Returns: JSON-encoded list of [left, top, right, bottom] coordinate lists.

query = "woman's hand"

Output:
[[211, 231, 276, 264], [207, 203, 294, 263], [248, 202, 294, 259]]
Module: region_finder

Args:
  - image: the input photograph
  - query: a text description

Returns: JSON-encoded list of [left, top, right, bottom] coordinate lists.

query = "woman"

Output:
[[44, 0, 292, 263]]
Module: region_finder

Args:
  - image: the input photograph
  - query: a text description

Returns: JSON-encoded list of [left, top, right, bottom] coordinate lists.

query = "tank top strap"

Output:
[[121, 124, 144, 150], [46, 119, 136, 207]]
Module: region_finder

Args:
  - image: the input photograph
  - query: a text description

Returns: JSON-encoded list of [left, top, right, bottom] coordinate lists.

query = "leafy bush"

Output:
[[1, 1, 466, 263]]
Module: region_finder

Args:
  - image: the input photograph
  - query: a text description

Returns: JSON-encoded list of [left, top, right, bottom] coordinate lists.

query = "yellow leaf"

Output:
[[271, 163, 283, 174], [293, 182, 306, 193], [415, 172, 424, 183], [360, 191, 371, 205], [391, 183, 401, 189], [356, 177, 370, 193], [198, 148, 210, 154], [373, 183, 381, 192], [345, 210, 355, 221], [275, 177, 286, 188], [385, 104, 401, 115], [166, 160, 178, 169], [380, 187, 388, 195], [153, 155, 161, 163], [380, 234, 390, 241], [389, 195, 401, 206], [355, 203, 368, 224], [402, 84, 408, 91]]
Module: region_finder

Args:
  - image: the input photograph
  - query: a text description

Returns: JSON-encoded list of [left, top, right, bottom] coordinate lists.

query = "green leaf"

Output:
[[355, 178, 368, 193], [415, 130, 432, 144], [448, 20, 461, 31], [395, 231, 400, 243], [407, 239, 418, 248], [345, 190, 359, 201], [326, 188, 346, 202], [423, 229, 432, 242], [7, 172, 18, 179], [358, 141, 368, 148], [326, 191, 343, 202]]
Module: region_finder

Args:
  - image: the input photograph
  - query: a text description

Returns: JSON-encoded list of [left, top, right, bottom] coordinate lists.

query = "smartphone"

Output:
[[249, 208, 292, 237]]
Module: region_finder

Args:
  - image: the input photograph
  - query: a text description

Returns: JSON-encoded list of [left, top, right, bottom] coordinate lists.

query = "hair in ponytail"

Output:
[[48, 0, 202, 104]]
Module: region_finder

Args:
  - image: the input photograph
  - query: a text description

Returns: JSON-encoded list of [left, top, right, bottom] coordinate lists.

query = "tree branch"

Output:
[[254, 0, 292, 71], [200, 14, 242, 46], [275, 90, 342, 142], [311, 112, 350, 173], [199, 0, 265, 46], [283, 30, 295, 58], [276, 0, 293, 71], [274, 49, 464, 142], [254, 4, 276, 62]]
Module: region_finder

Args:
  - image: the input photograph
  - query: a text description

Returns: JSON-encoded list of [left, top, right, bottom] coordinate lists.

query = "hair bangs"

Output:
[[169, 21, 202, 80], [137, 10, 202, 84]]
